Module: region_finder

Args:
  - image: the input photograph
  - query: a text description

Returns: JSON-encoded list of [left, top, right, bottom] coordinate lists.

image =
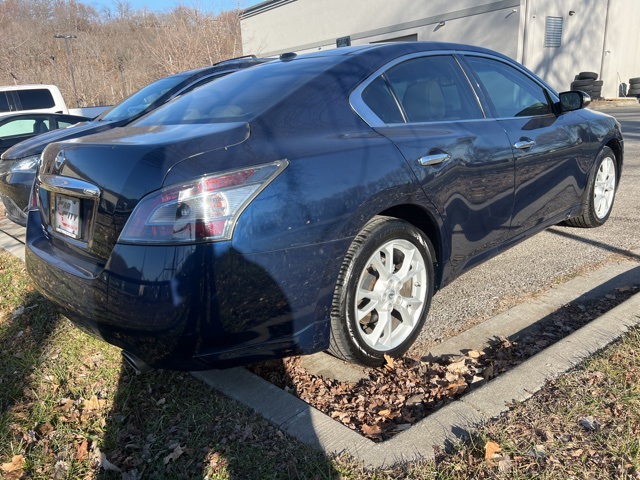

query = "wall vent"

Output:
[[545, 16, 563, 47]]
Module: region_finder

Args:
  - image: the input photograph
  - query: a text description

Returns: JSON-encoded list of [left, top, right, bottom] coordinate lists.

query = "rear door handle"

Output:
[[514, 139, 536, 150], [418, 152, 451, 166]]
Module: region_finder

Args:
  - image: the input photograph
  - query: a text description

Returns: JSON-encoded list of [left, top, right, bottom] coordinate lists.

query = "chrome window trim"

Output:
[[350, 49, 561, 128]]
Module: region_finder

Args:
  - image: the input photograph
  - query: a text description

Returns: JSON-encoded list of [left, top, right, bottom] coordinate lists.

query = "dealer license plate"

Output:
[[54, 195, 80, 239]]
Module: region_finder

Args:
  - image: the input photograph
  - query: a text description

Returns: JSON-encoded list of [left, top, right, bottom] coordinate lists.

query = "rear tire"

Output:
[[328, 217, 434, 367], [566, 146, 617, 228]]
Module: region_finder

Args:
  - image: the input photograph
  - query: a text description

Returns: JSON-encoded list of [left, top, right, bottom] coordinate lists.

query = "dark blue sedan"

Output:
[[25, 42, 622, 371]]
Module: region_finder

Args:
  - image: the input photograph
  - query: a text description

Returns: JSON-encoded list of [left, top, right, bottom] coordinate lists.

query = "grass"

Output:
[[1, 249, 639, 479]]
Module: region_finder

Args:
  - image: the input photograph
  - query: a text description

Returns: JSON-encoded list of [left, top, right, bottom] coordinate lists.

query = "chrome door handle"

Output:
[[418, 152, 451, 166], [514, 140, 536, 150]]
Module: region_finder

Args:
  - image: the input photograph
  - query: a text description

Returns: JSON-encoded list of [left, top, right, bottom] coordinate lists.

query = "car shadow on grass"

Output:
[[0, 251, 339, 479], [96, 359, 340, 479]]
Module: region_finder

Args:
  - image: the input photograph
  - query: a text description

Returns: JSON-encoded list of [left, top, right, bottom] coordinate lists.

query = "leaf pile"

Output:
[[250, 283, 639, 441], [250, 342, 515, 442]]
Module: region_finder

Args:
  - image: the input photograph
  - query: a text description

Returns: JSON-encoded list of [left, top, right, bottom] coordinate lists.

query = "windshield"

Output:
[[135, 57, 340, 126], [96, 75, 187, 122]]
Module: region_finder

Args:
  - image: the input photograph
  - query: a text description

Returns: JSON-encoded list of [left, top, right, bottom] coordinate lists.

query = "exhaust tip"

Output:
[[121, 351, 154, 375]]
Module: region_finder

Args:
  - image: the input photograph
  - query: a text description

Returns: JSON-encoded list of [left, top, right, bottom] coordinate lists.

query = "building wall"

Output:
[[520, 0, 607, 95], [242, 0, 521, 58], [241, 0, 640, 99], [600, 0, 640, 98]]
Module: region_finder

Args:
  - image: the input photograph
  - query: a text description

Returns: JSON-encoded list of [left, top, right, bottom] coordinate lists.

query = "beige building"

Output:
[[240, 0, 640, 99]]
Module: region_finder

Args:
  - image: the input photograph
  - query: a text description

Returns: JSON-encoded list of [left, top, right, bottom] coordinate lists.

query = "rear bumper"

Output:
[[25, 210, 343, 370]]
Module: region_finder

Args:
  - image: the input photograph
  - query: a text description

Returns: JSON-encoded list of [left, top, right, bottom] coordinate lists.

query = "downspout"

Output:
[[599, 0, 611, 82], [521, 0, 530, 66]]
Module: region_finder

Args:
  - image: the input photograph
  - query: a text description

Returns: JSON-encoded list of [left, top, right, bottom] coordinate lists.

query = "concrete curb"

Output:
[[195, 292, 640, 468]]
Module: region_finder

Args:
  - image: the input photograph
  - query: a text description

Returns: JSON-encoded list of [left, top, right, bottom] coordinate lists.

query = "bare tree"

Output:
[[0, 0, 242, 107]]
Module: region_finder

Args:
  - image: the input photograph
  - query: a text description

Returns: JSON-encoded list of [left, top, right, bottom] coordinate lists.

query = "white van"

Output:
[[0, 85, 69, 117]]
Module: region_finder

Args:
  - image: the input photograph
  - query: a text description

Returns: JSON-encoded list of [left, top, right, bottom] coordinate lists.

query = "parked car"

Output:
[[25, 42, 623, 372], [0, 112, 88, 155], [0, 84, 70, 117], [0, 55, 269, 225]]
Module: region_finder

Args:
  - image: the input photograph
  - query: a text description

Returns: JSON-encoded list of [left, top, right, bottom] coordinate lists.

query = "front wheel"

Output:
[[566, 146, 617, 228], [328, 217, 434, 367]]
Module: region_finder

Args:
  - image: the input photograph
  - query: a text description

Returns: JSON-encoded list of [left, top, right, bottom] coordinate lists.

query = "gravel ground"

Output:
[[411, 105, 640, 354]]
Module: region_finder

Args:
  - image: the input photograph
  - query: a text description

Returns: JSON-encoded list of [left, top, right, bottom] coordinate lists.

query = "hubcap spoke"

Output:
[[364, 309, 393, 348], [370, 253, 391, 281], [394, 303, 416, 327], [394, 247, 415, 280], [356, 288, 382, 320]]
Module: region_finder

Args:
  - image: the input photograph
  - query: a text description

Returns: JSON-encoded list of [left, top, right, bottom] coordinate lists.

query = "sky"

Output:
[[87, 0, 262, 15]]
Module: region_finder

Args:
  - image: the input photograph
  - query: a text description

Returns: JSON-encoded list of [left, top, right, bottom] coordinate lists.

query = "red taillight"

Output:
[[119, 161, 287, 245]]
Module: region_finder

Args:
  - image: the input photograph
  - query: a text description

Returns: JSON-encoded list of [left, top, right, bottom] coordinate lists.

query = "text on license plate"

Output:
[[54, 195, 80, 238]]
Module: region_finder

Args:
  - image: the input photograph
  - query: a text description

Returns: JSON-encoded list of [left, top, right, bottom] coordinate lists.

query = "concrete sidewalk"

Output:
[[2, 218, 639, 467], [0, 217, 25, 260]]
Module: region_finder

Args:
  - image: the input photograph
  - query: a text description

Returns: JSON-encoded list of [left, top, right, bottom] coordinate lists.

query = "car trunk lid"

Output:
[[35, 122, 250, 261]]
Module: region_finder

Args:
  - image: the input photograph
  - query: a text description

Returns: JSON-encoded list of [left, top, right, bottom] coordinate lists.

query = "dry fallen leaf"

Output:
[[447, 360, 467, 373], [76, 439, 89, 461], [383, 354, 395, 369], [84, 395, 102, 411], [163, 445, 184, 464], [95, 448, 121, 472], [362, 424, 382, 437], [485, 441, 502, 461], [467, 349, 484, 359], [1, 454, 26, 473]]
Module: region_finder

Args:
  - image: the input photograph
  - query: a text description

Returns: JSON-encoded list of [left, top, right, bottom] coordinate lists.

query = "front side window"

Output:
[[466, 56, 552, 118], [361, 55, 483, 124], [57, 119, 80, 128], [0, 118, 50, 137]]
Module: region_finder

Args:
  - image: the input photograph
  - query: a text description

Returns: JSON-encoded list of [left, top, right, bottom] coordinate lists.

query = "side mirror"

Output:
[[558, 90, 591, 113]]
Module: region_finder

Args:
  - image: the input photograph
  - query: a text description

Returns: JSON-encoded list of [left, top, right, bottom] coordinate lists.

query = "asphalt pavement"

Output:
[[1, 103, 639, 467]]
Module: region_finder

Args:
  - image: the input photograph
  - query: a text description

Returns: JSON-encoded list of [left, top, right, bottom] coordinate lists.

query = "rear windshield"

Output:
[[16, 89, 55, 109], [0, 93, 9, 112], [97, 75, 187, 122], [135, 57, 340, 126]]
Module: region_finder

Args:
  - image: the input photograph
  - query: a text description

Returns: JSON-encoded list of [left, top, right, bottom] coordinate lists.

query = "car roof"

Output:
[[290, 41, 504, 60], [0, 112, 89, 122], [166, 55, 272, 80]]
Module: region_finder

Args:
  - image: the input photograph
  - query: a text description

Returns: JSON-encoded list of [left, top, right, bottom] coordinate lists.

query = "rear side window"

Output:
[[362, 55, 483, 124], [466, 56, 552, 118], [361, 77, 404, 124], [16, 89, 55, 109]]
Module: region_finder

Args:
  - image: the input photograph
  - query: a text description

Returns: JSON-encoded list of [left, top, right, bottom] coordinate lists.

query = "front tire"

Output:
[[566, 146, 617, 228], [328, 217, 434, 367]]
